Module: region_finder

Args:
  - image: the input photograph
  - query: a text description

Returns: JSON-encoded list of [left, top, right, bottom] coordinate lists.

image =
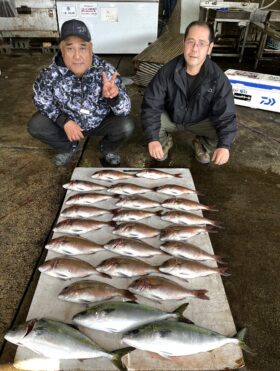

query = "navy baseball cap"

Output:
[[60, 19, 91, 42]]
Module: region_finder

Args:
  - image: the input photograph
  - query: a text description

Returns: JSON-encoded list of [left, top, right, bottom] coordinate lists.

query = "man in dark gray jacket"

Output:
[[141, 21, 236, 165], [28, 19, 134, 166]]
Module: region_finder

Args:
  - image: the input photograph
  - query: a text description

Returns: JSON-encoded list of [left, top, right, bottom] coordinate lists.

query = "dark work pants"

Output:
[[27, 112, 135, 154]]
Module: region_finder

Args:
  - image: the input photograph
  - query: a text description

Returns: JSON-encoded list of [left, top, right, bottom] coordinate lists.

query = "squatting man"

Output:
[[141, 21, 237, 165], [28, 19, 134, 166]]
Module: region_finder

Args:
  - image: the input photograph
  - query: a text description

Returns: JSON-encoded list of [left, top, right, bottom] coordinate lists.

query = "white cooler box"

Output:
[[225, 69, 280, 113]]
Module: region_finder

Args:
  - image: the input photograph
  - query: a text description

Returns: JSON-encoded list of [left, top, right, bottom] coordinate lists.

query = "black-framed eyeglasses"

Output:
[[185, 39, 210, 49]]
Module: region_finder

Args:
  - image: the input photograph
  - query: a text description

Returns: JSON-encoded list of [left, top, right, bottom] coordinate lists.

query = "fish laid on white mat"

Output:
[[91, 169, 135, 181], [45, 235, 104, 255], [160, 210, 222, 227], [96, 256, 158, 278], [58, 280, 136, 304], [72, 301, 188, 334], [112, 209, 155, 222], [128, 276, 209, 301], [113, 222, 160, 239], [135, 169, 183, 179], [160, 241, 224, 263], [162, 197, 217, 212], [107, 183, 151, 195], [116, 196, 160, 209], [159, 258, 229, 279], [66, 192, 115, 205], [4, 318, 126, 363], [160, 225, 214, 241], [61, 205, 112, 218], [63, 180, 107, 192], [104, 238, 164, 258], [122, 321, 250, 358], [38, 256, 109, 279], [53, 218, 113, 235], [155, 184, 203, 196]]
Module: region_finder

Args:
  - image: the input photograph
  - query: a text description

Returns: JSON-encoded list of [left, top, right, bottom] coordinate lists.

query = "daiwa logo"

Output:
[[260, 97, 276, 106]]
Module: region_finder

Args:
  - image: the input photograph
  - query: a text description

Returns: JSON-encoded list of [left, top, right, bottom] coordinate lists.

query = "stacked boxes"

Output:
[[225, 69, 280, 113]]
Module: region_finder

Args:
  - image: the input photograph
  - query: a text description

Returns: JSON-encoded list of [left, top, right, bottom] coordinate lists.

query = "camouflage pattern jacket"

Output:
[[33, 52, 131, 131]]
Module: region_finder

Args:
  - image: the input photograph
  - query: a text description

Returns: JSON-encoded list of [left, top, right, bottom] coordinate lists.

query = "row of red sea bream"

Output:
[[4, 169, 249, 369]]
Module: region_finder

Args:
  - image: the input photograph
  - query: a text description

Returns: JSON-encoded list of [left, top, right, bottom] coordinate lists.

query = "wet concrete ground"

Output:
[[0, 51, 279, 371]]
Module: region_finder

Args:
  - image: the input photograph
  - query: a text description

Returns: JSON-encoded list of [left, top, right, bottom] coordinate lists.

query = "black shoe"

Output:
[[54, 143, 81, 166], [101, 152, 121, 167]]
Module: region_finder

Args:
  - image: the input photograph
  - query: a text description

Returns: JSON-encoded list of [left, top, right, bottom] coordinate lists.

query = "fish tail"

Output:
[[217, 266, 231, 276], [206, 205, 218, 212], [194, 289, 209, 300], [173, 303, 189, 321], [236, 328, 255, 354], [109, 221, 117, 228], [156, 210, 164, 216], [213, 255, 226, 264], [174, 173, 183, 178], [211, 220, 224, 228], [111, 347, 135, 371], [206, 225, 218, 233]]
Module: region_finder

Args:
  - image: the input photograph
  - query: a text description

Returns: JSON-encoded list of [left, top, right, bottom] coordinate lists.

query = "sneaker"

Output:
[[192, 138, 210, 164], [156, 135, 173, 161], [54, 143, 81, 166]]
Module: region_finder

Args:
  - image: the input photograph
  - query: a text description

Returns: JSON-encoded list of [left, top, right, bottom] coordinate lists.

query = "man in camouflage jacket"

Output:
[[28, 19, 134, 166]]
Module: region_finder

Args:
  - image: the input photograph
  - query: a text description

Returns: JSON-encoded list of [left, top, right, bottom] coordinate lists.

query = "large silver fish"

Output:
[[112, 209, 155, 222], [135, 169, 183, 179], [63, 180, 107, 192], [159, 258, 229, 279], [159, 241, 224, 263], [160, 225, 213, 241], [65, 192, 115, 205], [108, 183, 151, 195], [122, 321, 249, 358], [45, 236, 104, 255], [96, 256, 158, 278], [113, 222, 160, 239], [61, 205, 112, 218], [91, 169, 134, 181], [4, 318, 116, 360], [104, 238, 164, 258], [72, 301, 187, 334], [160, 210, 222, 227], [38, 257, 109, 279], [155, 184, 202, 196], [53, 218, 113, 235], [116, 196, 160, 209], [128, 276, 209, 301], [162, 197, 217, 212], [58, 280, 136, 304]]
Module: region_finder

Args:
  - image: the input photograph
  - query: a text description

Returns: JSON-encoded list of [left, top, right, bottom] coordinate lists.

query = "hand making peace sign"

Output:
[[102, 71, 119, 99]]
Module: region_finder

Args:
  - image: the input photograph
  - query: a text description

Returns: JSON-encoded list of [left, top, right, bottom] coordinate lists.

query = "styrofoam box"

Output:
[[225, 69, 280, 113]]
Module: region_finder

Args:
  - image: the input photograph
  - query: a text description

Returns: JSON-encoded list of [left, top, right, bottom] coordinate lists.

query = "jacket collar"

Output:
[[174, 55, 211, 97]]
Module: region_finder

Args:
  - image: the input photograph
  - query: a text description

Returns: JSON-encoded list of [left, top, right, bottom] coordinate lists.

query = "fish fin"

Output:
[[98, 272, 112, 279], [123, 291, 137, 301], [236, 328, 255, 354], [194, 290, 209, 300], [111, 347, 135, 371], [218, 267, 231, 277]]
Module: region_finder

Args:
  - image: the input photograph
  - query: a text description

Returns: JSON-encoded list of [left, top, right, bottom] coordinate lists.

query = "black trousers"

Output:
[[28, 112, 135, 153]]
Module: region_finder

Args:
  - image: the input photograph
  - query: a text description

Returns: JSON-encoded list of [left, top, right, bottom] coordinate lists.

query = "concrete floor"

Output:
[[0, 51, 279, 371]]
